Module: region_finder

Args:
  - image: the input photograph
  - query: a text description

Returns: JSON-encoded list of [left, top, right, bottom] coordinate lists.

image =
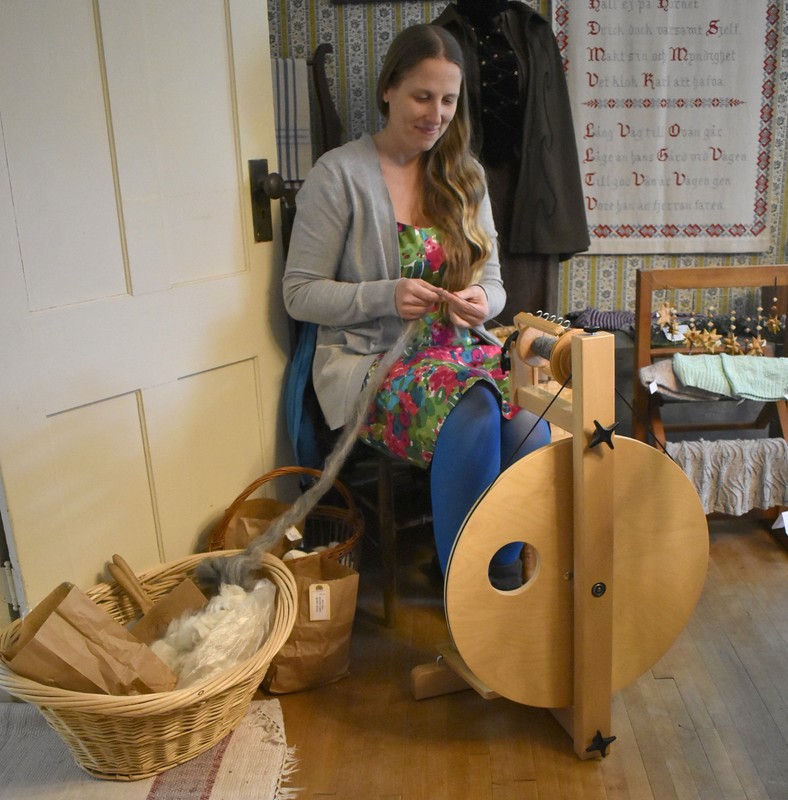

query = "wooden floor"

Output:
[[275, 515, 788, 800]]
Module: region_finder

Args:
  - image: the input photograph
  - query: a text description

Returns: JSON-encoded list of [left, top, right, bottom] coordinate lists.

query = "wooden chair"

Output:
[[632, 265, 788, 448], [310, 421, 433, 628]]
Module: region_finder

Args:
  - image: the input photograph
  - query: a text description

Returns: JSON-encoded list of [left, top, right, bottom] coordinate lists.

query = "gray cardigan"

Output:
[[282, 134, 506, 430]]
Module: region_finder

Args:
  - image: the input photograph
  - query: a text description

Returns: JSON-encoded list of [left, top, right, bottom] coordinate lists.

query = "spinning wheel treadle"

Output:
[[444, 435, 709, 709]]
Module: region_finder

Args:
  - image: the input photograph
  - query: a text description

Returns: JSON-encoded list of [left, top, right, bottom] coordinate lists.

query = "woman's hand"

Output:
[[440, 285, 489, 328], [395, 278, 442, 320]]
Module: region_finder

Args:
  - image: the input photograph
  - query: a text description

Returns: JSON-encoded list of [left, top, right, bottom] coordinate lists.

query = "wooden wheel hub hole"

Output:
[[487, 542, 540, 592]]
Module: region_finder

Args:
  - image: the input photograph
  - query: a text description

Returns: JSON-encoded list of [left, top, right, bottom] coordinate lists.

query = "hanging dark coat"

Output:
[[432, 3, 589, 260]]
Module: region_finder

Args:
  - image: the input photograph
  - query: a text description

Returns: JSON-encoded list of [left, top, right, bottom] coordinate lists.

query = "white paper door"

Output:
[[0, 0, 290, 613]]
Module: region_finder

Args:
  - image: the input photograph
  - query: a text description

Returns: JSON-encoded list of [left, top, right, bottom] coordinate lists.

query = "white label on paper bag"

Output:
[[309, 583, 331, 621], [285, 526, 302, 543]]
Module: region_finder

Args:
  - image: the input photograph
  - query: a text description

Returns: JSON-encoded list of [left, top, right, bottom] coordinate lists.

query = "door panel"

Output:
[[101, 0, 246, 290], [144, 359, 266, 562], [1, 2, 126, 310], [42, 394, 161, 576], [0, 0, 289, 611]]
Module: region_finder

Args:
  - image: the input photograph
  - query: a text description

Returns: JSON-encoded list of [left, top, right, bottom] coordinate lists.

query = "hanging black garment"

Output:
[[433, 3, 589, 260]]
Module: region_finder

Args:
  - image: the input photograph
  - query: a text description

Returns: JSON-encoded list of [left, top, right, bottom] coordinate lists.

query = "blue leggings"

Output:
[[430, 382, 551, 573]]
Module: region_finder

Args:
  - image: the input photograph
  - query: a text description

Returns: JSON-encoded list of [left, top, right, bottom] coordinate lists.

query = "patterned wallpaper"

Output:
[[267, 0, 788, 316]]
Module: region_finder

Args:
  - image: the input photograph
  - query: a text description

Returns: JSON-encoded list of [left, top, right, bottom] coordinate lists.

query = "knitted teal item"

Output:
[[672, 353, 788, 401], [720, 353, 788, 401], [672, 354, 736, 398]]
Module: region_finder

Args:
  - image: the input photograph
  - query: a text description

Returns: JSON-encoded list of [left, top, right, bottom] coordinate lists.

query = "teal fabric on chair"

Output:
[[284, 321, 323, 470]]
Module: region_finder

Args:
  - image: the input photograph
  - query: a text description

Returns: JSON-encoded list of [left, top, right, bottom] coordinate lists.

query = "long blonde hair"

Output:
[[377, 25, 492, 292]]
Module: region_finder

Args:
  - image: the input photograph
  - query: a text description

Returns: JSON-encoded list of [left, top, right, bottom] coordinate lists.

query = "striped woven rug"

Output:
[[0, 700, 299, 799]]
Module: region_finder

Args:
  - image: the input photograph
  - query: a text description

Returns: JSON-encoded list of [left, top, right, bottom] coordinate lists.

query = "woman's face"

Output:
[[382, 57, 462, 157]]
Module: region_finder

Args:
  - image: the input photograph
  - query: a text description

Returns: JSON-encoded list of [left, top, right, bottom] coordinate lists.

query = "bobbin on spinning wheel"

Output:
[[511, 310, 578, 385], [415, 315, 709, 760]]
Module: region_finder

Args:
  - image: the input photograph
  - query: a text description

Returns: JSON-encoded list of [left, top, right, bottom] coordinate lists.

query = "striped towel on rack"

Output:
[[272, 57, 313, 185]]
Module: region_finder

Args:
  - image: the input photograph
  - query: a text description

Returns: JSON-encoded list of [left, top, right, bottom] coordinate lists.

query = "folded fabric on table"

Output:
[[640, 358, 729, 401], [720, 353, 788, 401], [672, 354, 737, 398], [672, 353, 788, 401], [665, 437, 788, 516]]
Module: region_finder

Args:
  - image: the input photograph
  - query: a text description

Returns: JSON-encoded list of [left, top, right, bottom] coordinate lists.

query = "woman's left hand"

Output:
[[440, 285, 489, 328]]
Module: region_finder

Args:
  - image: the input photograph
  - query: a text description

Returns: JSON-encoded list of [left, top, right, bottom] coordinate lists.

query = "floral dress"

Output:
[[359, 223, 519, 469]]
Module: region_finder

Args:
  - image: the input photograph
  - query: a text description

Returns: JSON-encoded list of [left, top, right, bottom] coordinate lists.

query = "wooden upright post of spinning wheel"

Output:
[[411, 314, 709, 760]]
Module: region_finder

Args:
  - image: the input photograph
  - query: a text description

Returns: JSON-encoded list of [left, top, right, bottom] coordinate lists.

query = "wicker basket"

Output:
[[207, 466, 364, 569], [0, 552, 297, 781]]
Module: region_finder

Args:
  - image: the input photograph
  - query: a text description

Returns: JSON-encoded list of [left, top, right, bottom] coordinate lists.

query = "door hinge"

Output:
[[1, 561, 19, 611]]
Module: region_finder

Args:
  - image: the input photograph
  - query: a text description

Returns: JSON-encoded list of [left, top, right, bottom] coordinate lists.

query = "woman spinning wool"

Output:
[[283, 24, 550, 589]]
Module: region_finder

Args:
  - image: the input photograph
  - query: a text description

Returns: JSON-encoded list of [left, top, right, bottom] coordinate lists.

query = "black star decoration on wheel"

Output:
[[586, 729, 617, 757], [589, 419, 619, 450]]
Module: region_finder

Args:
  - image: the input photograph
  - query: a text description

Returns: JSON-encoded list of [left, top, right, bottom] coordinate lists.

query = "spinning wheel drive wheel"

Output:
[[444, 436, 708, 709]]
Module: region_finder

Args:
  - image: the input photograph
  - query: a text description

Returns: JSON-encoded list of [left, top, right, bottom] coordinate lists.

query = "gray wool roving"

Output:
[[195, 320, 419, 594]]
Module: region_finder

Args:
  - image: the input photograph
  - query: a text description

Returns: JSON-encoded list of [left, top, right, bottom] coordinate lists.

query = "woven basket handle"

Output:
[[207, 466, 357, 552]]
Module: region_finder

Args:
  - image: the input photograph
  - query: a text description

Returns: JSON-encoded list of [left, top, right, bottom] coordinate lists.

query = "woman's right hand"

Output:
[[395, 278, 442, 320]]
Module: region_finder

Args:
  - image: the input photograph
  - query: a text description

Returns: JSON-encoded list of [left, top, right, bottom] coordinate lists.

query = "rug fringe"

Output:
[[275, 745, 301, 800]]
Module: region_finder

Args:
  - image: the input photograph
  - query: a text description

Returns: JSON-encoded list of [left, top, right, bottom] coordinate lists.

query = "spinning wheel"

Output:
[[414, 317, 709, 759], [445, 435, 708, 709]]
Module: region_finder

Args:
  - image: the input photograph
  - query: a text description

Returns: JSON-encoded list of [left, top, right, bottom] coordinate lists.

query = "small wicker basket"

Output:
[[207, 466, 364, 569], [0, 552, 297, 781]]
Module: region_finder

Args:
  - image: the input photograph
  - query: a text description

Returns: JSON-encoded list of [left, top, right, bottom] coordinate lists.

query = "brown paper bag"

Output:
[[262, 555, 359, 694], [2, 582, 177, 695], [223, 497, 304, 553]]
